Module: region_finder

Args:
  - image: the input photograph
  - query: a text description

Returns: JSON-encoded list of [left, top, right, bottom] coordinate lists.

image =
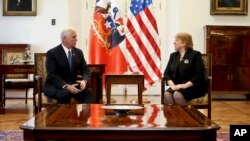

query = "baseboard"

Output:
[[212, 94, 247, 100]]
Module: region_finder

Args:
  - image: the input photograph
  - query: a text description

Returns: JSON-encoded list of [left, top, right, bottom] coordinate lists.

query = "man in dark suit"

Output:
[[44, 28, 93, 104], [8, 0, 32, 11]]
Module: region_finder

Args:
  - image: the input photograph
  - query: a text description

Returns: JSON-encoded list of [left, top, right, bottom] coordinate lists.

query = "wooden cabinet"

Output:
[[205, 25, 250, 94]]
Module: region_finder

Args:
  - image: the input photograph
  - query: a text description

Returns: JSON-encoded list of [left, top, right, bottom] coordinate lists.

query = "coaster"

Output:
[[102, 97, 117, 104], [130, 98, 150, 104]]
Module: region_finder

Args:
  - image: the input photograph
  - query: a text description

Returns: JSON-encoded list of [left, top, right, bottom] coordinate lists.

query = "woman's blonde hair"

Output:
[[175, 32, 193, 50]]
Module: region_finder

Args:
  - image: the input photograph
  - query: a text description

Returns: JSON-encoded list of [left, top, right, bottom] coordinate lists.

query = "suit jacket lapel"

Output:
[[58, 45, 71, 72], [71, 48, 76, 72]]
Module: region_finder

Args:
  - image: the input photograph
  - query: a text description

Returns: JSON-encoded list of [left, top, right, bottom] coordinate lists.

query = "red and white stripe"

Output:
[[125, 3, 162, 86]]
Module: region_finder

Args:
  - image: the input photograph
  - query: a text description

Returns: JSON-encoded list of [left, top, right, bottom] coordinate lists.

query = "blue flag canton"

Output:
[[130, 0, 152, 16], [104, 5, 125, 49]]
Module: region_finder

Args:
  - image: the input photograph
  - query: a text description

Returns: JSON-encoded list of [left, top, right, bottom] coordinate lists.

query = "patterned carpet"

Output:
[[0, 131, 23, 141], [0, 131, 229, 141], [217, 132, 230, 141]]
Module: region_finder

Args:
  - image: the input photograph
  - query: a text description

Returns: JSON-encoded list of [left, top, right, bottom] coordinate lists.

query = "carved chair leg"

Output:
[[3, 87, 6, 107], [25, 88, 28, 104]]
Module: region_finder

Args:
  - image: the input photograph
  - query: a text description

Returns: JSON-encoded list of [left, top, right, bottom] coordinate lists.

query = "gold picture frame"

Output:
[[2, 49, 27, 78], [210, 0, 248, 15], [3, 0, 37, 16]]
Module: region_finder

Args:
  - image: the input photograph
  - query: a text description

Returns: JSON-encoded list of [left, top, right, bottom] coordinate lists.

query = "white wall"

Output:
[[1, 0, 250, 97], [164, 0, 250, 65]]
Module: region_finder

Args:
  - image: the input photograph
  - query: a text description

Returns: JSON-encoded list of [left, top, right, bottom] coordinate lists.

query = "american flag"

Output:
[[125, 0, 162, 86]]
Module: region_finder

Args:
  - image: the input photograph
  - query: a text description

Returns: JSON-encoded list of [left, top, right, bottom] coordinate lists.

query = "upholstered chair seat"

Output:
[[187, 93, 208, 105], [34, 92, 80, 108]]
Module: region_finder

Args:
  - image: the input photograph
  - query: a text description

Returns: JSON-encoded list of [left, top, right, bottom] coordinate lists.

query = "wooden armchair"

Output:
[[161, 54, 212, 119], [1, 65, 34, 107], [33, 53, 105, 114]]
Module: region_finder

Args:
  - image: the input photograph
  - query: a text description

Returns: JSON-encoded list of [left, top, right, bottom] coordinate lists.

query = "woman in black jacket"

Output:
[[163, 32, 208, 105]]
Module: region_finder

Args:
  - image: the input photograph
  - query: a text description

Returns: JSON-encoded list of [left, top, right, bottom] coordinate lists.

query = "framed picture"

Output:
[[3, 0, 37, 16], [210, 0, 248, 15], [2, 49, 27, 78]]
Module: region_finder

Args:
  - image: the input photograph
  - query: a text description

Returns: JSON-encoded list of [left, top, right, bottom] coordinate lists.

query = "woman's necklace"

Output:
[[179, 50, 186, 62], [180, 54, 184, 62]]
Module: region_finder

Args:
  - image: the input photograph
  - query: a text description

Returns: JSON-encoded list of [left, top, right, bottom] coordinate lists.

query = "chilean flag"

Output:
[[88, 0, 128, 74]]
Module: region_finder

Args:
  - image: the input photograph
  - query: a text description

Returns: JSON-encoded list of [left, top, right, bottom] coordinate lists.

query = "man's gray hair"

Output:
[[60, 28, 76, 41]]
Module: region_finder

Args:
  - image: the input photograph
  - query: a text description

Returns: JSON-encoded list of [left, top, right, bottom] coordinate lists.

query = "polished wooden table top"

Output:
[[21, 104, 220, 129], [20, 104, 220, 140]]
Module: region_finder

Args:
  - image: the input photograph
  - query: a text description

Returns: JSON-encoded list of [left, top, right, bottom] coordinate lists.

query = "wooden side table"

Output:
[[105, 74, 144, 104], [0, 65, 35, 114]]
